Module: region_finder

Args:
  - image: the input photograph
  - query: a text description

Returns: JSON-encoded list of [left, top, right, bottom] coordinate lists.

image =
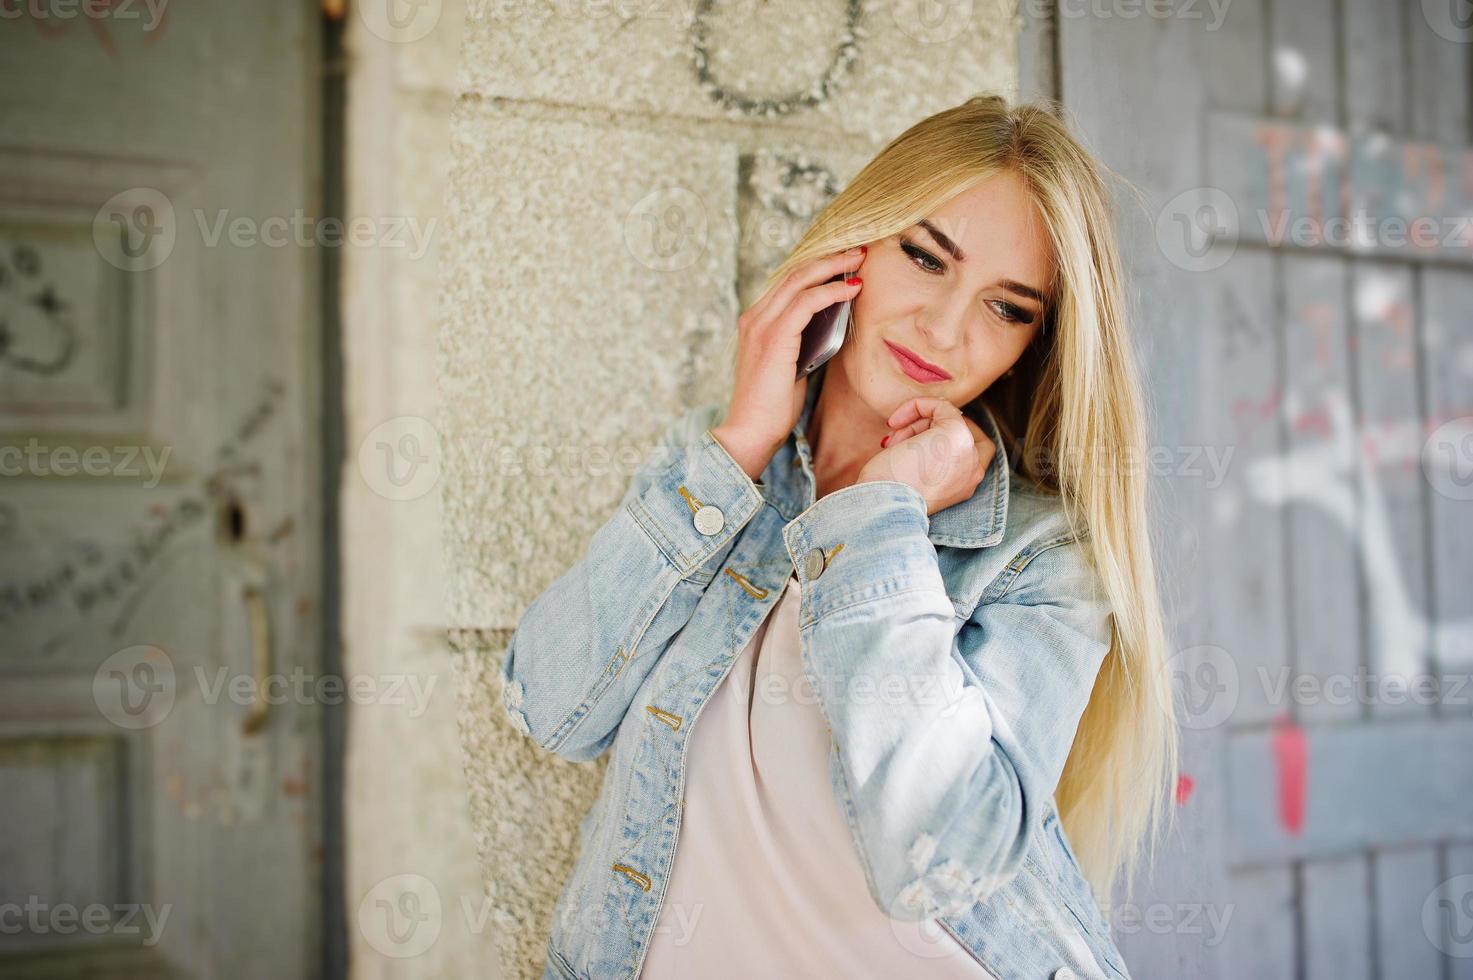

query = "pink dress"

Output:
[[639, 573, 996, 978]]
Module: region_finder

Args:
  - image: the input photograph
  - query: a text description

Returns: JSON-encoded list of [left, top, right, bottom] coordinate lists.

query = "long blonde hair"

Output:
[[747, 94, 1178, 911]]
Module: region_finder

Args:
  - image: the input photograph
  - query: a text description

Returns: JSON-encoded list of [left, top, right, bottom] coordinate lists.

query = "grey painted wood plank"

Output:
[[1200, 250, 1291, 729], [1226, 717, 1473, 864], [1419, 269, 1473, 699], [1410, 7, 1473, 715], [1221, 865, 1296, 980], [1374, 846, 1444, 978], [1446, 843, 1473, 977], [1201, 111, 1473, 266], [1016, 0, 1056, 105], [1193, 0, 1292, 734], [1303, 855, 1373, 980], [1408, 0, 1473, 142], [1342, 0, 1406, 133], [1345, 10, 1448, 973], [1279, 254, 1361, 727], [1198, 9, 1304, 980], [1269, 0, 1340, 122], [1350, 261, 1430, 720], [1200, 0, 1268, 113], [1058, 7, 1231, 979]]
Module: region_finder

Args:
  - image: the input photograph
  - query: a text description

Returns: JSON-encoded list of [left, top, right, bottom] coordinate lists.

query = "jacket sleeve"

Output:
[[780, 479, 1114, 921], [499, 402, 765, 763]]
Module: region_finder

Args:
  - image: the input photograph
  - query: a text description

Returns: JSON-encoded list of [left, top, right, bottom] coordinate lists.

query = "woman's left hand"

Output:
[[857, 397, 996, 518]]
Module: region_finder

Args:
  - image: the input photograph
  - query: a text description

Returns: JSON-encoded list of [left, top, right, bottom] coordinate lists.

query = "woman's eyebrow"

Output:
[[997, 279, 1046, 305], [916, 219, 1047, 304], [917, 219, 967, 263]]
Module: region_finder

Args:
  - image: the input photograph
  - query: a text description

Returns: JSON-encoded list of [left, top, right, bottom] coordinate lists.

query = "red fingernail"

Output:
[[860, 244, 868, 254], [846, 276, 862, 286], [880, 435, 889, 447]]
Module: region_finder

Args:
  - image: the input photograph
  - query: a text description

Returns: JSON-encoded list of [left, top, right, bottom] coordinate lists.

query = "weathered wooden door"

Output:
[[0, 4, 326, 977], [1037, 0, 1473, 976]]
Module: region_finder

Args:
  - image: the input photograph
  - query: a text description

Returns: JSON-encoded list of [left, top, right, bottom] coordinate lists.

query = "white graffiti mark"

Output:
[[1243, 387, 1473, 675]]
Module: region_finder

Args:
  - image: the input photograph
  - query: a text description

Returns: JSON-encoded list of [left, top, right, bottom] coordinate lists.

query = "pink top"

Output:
[[639, 573, 996, 978]]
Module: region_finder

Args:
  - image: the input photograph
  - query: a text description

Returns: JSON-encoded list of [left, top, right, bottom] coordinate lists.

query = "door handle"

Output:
[[241, 583, 272, 735]]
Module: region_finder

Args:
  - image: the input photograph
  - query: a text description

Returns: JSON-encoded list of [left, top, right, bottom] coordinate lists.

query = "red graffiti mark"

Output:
[[1424, 408, 1473, 436], [1404, 143, 1445, 214], [1231, 386, 1282, 445], [1272, 713, 1307, 835], [1298, 302, 1335, 370], [1301, 130, 1346, 244], [1254, 123, 1294, 226], [1381, 301, 1412, 336], [1175, 772, 1195, 807], [1291, 402, 1332, 439], [1383, 347, 1414, 372], [1370, 299, 1415, 371]]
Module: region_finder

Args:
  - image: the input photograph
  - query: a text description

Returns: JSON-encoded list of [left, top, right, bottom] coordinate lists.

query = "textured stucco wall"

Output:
[[442, 5, 1020, 977]]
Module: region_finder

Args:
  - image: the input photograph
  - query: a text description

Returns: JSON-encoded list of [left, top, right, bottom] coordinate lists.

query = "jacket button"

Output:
[[804, 547, 826, 580], [693, 504, 724, 536], [1051, 969, 1077, 980]]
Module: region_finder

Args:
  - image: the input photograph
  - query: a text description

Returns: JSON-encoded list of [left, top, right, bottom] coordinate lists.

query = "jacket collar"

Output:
[[759, 361, 1009, 549]]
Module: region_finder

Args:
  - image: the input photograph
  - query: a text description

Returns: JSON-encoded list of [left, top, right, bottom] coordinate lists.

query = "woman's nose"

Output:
[[918, 301, 968, 350]]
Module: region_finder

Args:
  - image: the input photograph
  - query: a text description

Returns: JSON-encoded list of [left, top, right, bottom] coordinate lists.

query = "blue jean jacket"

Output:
[[500, 368, 1131, 980]]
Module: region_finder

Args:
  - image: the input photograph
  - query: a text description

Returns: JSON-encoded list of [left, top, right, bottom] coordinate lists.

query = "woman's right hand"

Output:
[[711, 245, 866, 480]]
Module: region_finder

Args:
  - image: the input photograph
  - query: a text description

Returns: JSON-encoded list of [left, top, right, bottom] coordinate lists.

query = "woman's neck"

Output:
[[805, 361, 888, 501]]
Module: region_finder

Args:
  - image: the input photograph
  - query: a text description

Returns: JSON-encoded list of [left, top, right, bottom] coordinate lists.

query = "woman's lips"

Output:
[[884, 340, 952, 383]]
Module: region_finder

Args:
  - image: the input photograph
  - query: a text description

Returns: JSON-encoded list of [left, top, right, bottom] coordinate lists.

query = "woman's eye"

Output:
[[899, 239, 943, 274], [897, 236, 1039, 325], [989, 300, 1034, 325]]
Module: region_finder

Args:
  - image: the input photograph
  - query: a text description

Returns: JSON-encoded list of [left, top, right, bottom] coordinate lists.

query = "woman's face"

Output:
[[835, 170, 1056, 414]]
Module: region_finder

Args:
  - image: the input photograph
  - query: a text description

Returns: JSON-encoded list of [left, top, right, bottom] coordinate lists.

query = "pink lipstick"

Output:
[[884, 340, 952, 383]]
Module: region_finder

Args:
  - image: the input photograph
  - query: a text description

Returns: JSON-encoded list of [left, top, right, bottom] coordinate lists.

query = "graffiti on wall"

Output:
[[1207, 112, 1473, 264]]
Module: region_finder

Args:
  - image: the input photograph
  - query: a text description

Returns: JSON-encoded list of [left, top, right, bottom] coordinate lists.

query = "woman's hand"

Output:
[[858, 397, 996, 517], [710, 245, 867, 480]]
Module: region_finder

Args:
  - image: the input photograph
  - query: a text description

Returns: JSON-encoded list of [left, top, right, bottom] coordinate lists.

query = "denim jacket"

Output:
[[499, 365, 1131, 980]]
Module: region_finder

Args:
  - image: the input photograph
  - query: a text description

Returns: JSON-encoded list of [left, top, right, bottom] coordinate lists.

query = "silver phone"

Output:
[[796, 272, 852, 378]]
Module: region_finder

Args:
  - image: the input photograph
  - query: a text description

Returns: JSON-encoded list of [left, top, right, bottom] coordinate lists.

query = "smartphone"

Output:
[[796, 272, 852, 378]]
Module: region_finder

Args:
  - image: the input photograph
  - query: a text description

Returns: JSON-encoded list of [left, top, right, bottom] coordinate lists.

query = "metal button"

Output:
[[804, 547, 826, 580], [693, 504, 724, 536]]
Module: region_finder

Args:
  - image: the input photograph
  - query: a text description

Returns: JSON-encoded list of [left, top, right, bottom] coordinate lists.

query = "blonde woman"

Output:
[[501, 93, 1178, 980]]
